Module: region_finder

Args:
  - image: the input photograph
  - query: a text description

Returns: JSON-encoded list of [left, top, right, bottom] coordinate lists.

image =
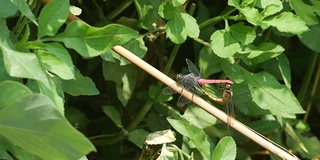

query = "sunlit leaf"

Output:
[[167, 118, 213, 160], [8, 0, 37, 25], [265, 12, 309, 34], [0, 94, 96, 160], [157, 144, 175, 160], [48, 21, 139, 57], [0, 81, 32, 109], [211, 136, 236, 160], [289, 0, 318, 25], [0, 0, 18, 18], [38, 0, 69, 38], [210, 29, 240, 58], [244, 71, 305, 118], [183, 105, 217, 129], [230, 23, 256, 45]]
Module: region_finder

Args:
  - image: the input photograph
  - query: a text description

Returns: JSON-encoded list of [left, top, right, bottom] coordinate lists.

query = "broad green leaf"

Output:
[[157, 144, 174, 160], [211, 136, 236, 160], [310, 0, 320, 15], [37, 78, 65, 115], [243, 71, 305, 118], [256, 0, 283, 18], [8, 0, 37, 25], [0, 0, 18, 18], [0, 19, 10, 40], [0, 81, 32, 109], [48, 21, 139, 57], [102, 61, 137, 106], [239, 7, 264, 27], [158, 1, 177, 19], [228, 0, 240, 9], [134, 0, 162, 30], [62, 69, 99, 96], [42, 43, 74, 71], [38, 0, 69, 38], [238, 42, 284, 65], [166, 14, 187, 44], [265, 12, 309, 34], [182, 13, 199, 38], [36, 50, 74, 80], [298, 24, 320, 52], [289, 0, 318, 25], [167, 118, 213, 160], [276, 54, 291, 89], [0, 94, 96, 160], [111, 36, 147, 65], [103, 105, 123, 128], [183, 105, 217, 129], [159, 2, 199, 44], [230, 23, 256, 45], [199, 46, 223, 78], [0, 40, 50, 88], [172, 0, 186, 7], [128, 129, 149, 148], [0, 53, 18, 82], [210, 30, 240, 58]]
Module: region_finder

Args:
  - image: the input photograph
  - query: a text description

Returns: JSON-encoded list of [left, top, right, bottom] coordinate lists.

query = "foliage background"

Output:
[[0, 0, 320, 159]]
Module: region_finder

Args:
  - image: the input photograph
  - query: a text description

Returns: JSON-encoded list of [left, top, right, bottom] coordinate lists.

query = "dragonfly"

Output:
[[163, 59, 233, 107]]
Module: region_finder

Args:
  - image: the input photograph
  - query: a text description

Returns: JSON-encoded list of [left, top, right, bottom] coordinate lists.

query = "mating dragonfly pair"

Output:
[[163, 59, 234, 118]]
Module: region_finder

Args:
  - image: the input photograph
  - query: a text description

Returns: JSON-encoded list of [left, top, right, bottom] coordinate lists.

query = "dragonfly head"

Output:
[[176, 74, 184, 81]]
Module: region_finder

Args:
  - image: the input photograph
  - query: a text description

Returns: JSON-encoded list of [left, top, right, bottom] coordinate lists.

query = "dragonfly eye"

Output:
[[176, 74, 184, 81]]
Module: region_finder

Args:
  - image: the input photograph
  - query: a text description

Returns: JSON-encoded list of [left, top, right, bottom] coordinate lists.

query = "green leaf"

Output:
[[0, 19, 10, 40], [111, 36, 147, 65], [145, 129, 176, 145], [276, 54, 291, 89], [0, 81, 32, 109], [256, 0, 283, 18], [36, 50, 74, 80], [38, 0, 69, 38], [42, 43, 74, 72], [298, 24, 320, 52], [310, 0, 320, 15], [0, 0, 18, 18], [228, 0, 240, 9], [182, 105, 217, 129], [265, 12, 309, 34], [211, 136, 236, 160], [102, 61, 137, 106], [128, 129, 149, 148], [9, 0, 37, 25], [0, 94, 96, 160], [239, 7, 264, 27], [172, 0, 186, 7], [244, 71, 305, 118], [199, 46, 223, 78], [134, 0, 162, 30], [158, 2, 199, 44], [167, 118, 213, 160], [238, 42, 284, 65], [49, 21, 139, 57], [289, 0, 319, 25], [0, 40, 50, 88], [157, 144, 175, 160], [103, 105, 123, 128], [210, 29, 240, 58], [62, 69, 99, 96], [230, 23, 256, 45]]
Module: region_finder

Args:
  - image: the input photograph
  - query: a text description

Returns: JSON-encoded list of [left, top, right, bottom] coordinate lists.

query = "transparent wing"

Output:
[[186, 59, 200, 76], [177, 95, 191, 107], [162, 85, 178, 95]]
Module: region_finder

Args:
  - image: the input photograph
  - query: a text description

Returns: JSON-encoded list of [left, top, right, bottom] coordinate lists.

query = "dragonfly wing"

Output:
[[163, 86, 178, 95], [177, 95, 191, 107], [186, 59, 200, 76]]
